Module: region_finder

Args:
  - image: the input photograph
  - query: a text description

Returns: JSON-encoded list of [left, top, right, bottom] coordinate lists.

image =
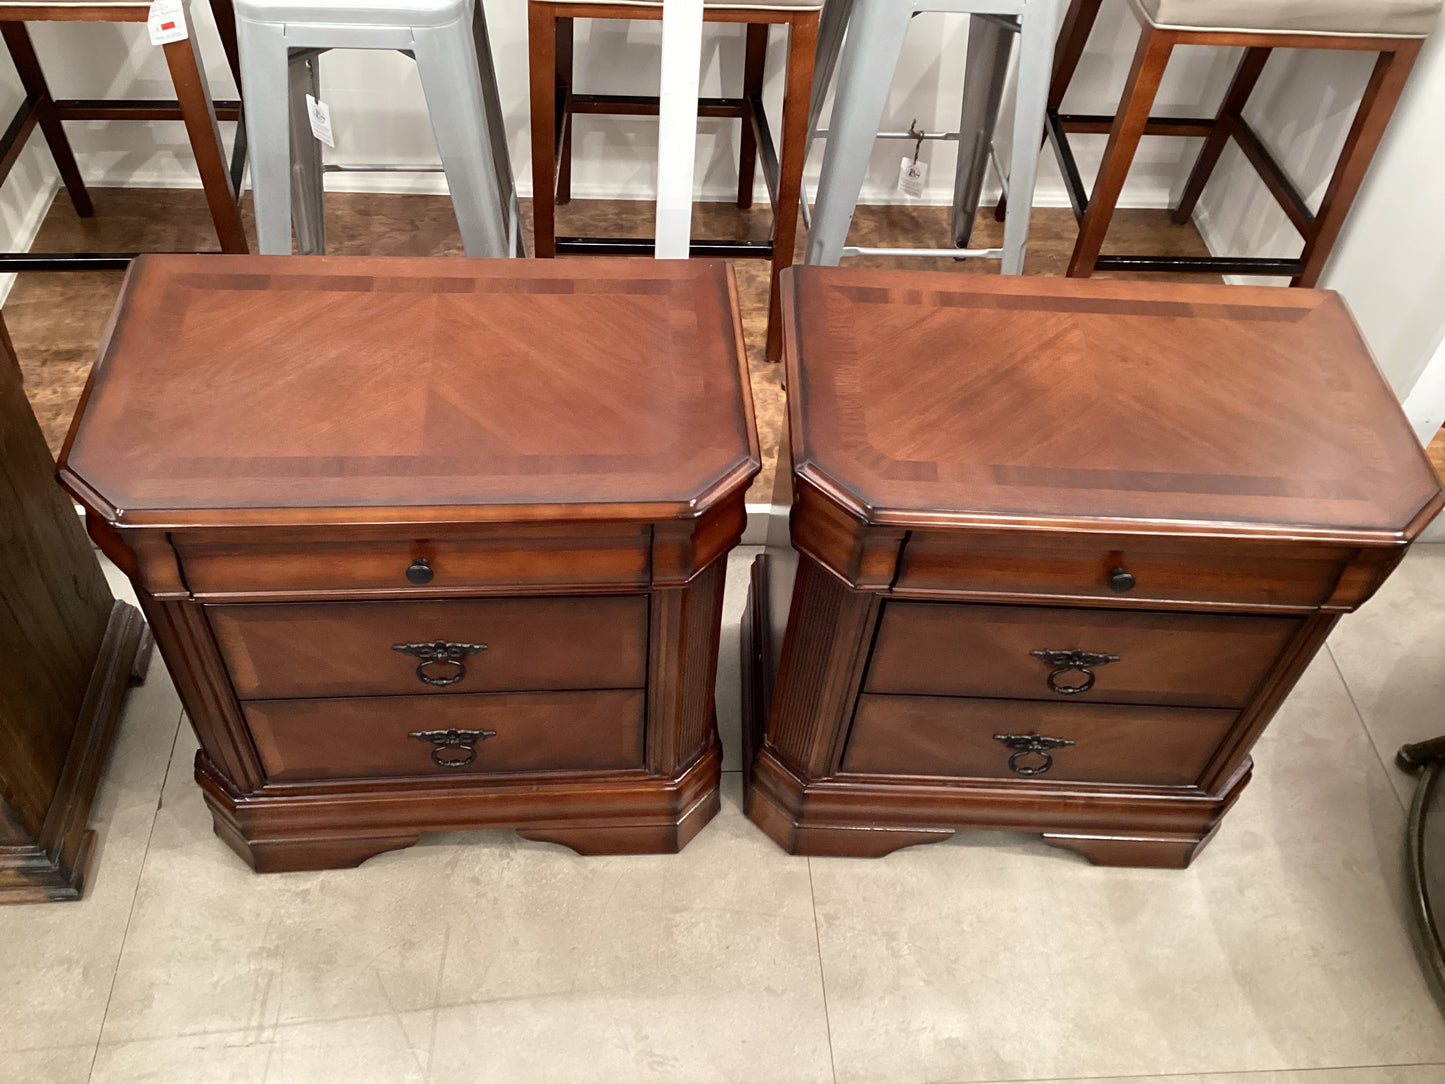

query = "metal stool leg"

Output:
[[999, 0, 1059, 273], [288, 50, 326, 255], [950, 14, 1012, 248], [806, 0, 853, 148], [805, 0, 911, 266], [412, 11, 510, 258], [471, 0, 524, 256], [240, 18, 297, 254]]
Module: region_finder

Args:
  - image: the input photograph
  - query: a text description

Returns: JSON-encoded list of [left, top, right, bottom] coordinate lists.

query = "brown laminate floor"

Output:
[[7, 187, 1218, 504]]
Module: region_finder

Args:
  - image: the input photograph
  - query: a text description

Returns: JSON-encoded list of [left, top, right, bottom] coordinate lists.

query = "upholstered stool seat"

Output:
[[1032, 0, 1441, 283], [237, 0, 520, 257], [529, 0, 820, 360], [1133, 0, 1439, 37]]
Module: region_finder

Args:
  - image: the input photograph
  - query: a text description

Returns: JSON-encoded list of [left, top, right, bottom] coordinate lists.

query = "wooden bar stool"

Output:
[[0, 0, 248, 267], [1044, 0, 1438, 284], [528, 0, 820, 361]]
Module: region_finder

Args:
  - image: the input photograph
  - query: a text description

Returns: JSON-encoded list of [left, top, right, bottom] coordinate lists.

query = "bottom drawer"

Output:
[[841, 694, 1236, 787], [245, 690, 644, 782]]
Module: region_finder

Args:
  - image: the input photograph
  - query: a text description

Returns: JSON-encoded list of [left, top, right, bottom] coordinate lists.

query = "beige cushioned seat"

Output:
[[1131, 0, 1441, 37]]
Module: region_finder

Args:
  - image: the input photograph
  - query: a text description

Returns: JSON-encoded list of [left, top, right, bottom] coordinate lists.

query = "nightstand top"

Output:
[[61, 255, 759, 528], [783, 268, 1442, 542]]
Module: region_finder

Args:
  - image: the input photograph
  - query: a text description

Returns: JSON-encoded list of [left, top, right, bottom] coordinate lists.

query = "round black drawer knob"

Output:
[[405, 558, 434, 585], [1107, 567, 1135, 593]]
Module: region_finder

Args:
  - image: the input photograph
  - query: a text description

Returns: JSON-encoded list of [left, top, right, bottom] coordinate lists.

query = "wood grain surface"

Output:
[[62, 255, 757, 523], [784, 266, 1441, 536]]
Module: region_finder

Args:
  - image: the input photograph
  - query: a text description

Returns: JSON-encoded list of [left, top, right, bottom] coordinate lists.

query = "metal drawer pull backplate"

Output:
[[392, 639, 488, 686], [993, 733, 1076, 776], [409, 727, 497, 768], [1029, 648, 1120, 695]]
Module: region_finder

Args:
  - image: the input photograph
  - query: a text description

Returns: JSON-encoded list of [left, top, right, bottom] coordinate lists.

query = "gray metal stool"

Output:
[[236, 0, 520, 256], [805, 0, 1061, 269]]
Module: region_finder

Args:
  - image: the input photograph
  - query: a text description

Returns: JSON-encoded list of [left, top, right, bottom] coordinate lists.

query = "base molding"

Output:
[[197, 741, 725, 873], [0, 601, 149, 903]]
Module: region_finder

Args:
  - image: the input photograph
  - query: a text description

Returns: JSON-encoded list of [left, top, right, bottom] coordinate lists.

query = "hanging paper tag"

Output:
[[898, 156, 928, 198], [147, 0, 188, 45], [306, 93, 335, 148]]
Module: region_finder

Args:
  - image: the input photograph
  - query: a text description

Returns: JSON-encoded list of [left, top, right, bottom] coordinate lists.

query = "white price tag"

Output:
[[147, 0, 188, 45], [898, 156, 928, 198], [306, 93, 335, 148]]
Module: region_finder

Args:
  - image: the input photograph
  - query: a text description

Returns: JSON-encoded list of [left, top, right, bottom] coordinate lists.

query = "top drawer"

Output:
[[174, 524, 651, 598], [893, 530, 1351, 610]]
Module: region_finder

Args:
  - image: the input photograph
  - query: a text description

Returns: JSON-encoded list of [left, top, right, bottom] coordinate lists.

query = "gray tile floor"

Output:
[[5, 545, 1445, 1084]]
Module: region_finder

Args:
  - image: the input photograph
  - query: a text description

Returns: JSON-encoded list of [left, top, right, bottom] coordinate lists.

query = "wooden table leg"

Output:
[[0, 22, 92, 217], [163, 28, 248, 254], [765, 12, 815, 362], [737, 23, 767, 210], [528, 2, 559, 257]]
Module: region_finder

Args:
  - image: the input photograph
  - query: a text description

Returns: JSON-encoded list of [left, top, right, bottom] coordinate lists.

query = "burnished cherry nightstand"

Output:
[[61, 254, 758, 872], [744, 268, 1442, 868]]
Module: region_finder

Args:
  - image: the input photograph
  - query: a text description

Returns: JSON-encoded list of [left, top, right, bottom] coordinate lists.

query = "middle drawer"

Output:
[[865, 600, 1301, 709], [209, 595, 648, 699]]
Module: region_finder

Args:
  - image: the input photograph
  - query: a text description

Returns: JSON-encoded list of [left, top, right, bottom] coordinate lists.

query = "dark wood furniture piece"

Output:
[[743, 267, 1443, 867], [527, 0, 819, 361], [0, 0, 248, 271], [996, 0, 1431, 283], [60, 254, 758, 873], [1398, 737, 1445, 1012], [0, 313, 149, 903]]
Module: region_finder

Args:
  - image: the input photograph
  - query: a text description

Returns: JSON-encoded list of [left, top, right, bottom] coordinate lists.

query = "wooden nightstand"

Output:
[[61, 255, 758, 873], [743, 268, 1443, 868]]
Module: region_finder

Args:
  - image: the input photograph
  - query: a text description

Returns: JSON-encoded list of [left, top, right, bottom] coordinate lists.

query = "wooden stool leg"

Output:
[[528, 3, 558, 257], [556, 16, 574, 206], [765, 13, 816, 362], [0, 24, 92, 218], [1294, 42, 1418, 287], [1048, 0, 1105, 111], [737, 23, 767, 210], [995, 0, 1103, 222], [1171, 47, 1270, 224], [163, 32, 248, 253], [1066, 27, 1172, 277], [207, 0, 244, 90]]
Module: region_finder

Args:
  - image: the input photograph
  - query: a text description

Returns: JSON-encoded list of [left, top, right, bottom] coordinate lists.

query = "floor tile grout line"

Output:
[[806, 857, 839, 1084], [85, 708, 187, 1084], [1326, 642, 1413, 817], [935, 1059, 1445, 1084]]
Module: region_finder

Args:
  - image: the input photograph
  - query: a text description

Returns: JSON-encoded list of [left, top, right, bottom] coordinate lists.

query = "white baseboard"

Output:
[[0, 175, 60, 308]]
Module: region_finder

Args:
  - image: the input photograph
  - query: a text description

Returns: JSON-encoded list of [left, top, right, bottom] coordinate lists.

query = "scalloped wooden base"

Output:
[[198, 741, 723, 873]]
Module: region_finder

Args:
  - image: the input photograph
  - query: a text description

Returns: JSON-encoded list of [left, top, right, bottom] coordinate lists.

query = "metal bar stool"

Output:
[[236, 0, 520, 257], [0, 0, 248, 269], [1041, 0, 1438, 283], [804, 0, 1061, 269], [528, 0, 821, 361]]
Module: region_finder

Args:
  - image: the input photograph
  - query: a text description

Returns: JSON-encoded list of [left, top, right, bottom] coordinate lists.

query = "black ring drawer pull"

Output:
[[409, 727, 496, 768], [392, 640, 488, 686], [1029, 648, 1120, 695], [993, 733, 1075, 776]]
